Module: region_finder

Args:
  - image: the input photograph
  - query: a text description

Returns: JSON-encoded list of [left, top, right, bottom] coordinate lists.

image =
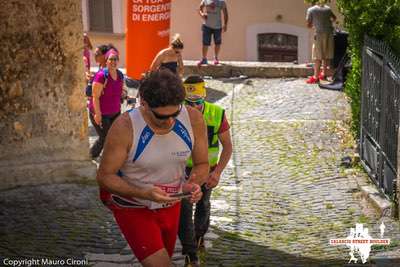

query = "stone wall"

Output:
[[183, 61, 314, 78], [0, 0, 96, 189]]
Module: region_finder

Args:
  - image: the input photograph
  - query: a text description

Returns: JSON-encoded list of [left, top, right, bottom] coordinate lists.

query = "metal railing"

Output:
[[360, 36, 400, 200]]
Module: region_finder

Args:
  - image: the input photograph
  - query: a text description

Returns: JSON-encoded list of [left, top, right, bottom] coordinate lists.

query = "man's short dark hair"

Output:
[[97, 45, 109, 55], [139, 69, 185, 108]]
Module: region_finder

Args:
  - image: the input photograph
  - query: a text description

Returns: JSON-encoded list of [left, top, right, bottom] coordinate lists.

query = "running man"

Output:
[[179, 75, 232, 266], [96, 70, 209, 267]]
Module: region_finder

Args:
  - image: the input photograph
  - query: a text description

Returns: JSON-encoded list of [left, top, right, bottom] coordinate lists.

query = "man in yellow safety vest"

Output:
[[178, 75, 233, 267]]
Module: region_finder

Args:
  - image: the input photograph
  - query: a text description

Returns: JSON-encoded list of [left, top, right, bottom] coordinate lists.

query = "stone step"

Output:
[[183, 60, 313, 78], [361, 185, 392, 217], [113, 61, 314, 79]]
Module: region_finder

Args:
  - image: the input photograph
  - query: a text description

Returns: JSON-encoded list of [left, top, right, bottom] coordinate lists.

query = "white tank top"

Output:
[[115, 106, 194, 209]]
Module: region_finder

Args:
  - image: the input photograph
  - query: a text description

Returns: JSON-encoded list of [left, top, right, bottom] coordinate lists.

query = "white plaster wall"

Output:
[[83, 0, 343, 63], [112, 0, 124, 33], [81, 0, 89, 32]]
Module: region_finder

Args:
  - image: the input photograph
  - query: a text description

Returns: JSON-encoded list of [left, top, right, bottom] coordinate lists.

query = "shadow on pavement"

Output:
[[0, 184, 128, 260], [205, 86, 228, 103], [0, 184, 399, 267], [203, 228, 400, 267], [205, 76, 252, 104]]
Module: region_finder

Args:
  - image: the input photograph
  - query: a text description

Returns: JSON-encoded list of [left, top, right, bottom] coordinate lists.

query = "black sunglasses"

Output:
[[150, 104, 182, 120], [108, 56, 119, 61], [185, 99, 205, 106]]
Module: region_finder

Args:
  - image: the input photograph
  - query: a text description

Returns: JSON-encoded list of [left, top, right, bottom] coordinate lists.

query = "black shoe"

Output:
[[184, 253, 199, 267]]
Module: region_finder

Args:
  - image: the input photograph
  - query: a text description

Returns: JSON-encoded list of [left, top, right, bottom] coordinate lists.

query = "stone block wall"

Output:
[[0, 0, 96, 189]]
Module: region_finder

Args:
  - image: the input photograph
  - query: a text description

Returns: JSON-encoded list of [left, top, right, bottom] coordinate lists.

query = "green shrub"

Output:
[[337, 0, 400, 137]]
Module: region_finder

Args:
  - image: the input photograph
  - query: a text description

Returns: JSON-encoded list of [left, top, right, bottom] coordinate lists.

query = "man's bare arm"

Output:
[[198, 2, 206, 19], [187, 106, 209, 185], [222, 5, 229, 32], [214, 130, 232, 175], [96, 113, 140, 197], [205, 129, 232, 189]]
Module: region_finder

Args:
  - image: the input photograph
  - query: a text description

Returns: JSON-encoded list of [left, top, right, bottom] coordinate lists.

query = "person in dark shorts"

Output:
[[198, 0, 228, 65]]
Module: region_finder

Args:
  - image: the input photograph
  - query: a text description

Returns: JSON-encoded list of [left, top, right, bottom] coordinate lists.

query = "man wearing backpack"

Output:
[[88, 49, 124, 159]]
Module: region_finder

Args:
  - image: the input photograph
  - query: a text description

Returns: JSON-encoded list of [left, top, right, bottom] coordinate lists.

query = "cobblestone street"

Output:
[[1, 78, 400, 266], [202, 78, 400, 266]]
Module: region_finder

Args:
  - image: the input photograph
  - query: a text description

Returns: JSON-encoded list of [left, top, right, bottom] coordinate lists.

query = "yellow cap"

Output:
[[184, 82, 206, 99]]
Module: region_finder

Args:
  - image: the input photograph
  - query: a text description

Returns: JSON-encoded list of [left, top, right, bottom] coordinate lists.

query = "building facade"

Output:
[[82, 0, 342, 67]]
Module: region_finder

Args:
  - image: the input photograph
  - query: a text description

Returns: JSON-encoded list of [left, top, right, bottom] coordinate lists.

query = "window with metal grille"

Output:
[[257, 33, 298, 62], [88, 0, 113, 32]]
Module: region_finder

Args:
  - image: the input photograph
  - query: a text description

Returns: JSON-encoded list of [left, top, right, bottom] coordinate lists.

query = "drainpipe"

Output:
[[396, 125, 400, 219]]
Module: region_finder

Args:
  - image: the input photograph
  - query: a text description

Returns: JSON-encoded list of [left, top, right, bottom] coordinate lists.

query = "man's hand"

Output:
[[182, 182, 202, 204], [206, 170, 221, 189], [223, 24, 228, 32], [143, 186, 179, 203], [94, 113, 102, 127]]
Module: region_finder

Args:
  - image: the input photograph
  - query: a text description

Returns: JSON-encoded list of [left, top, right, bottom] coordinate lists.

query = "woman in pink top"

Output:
[[89, 49, 123, 158]]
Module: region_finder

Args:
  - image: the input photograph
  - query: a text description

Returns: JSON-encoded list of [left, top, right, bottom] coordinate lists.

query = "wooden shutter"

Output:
[[89, 0, 113, 32], [257, 33, 298, 62]]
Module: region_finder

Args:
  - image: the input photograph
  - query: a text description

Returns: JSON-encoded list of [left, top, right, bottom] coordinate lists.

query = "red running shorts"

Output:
[[110, 201, 181, 262]]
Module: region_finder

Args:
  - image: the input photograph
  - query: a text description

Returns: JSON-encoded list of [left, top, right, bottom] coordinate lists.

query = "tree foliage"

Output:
[[337, 0, 400, 135]]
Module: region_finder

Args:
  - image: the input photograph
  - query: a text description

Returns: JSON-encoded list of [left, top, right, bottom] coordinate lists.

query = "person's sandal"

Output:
[[306, 76, 319, 84], [318, 72, 327, 80]]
